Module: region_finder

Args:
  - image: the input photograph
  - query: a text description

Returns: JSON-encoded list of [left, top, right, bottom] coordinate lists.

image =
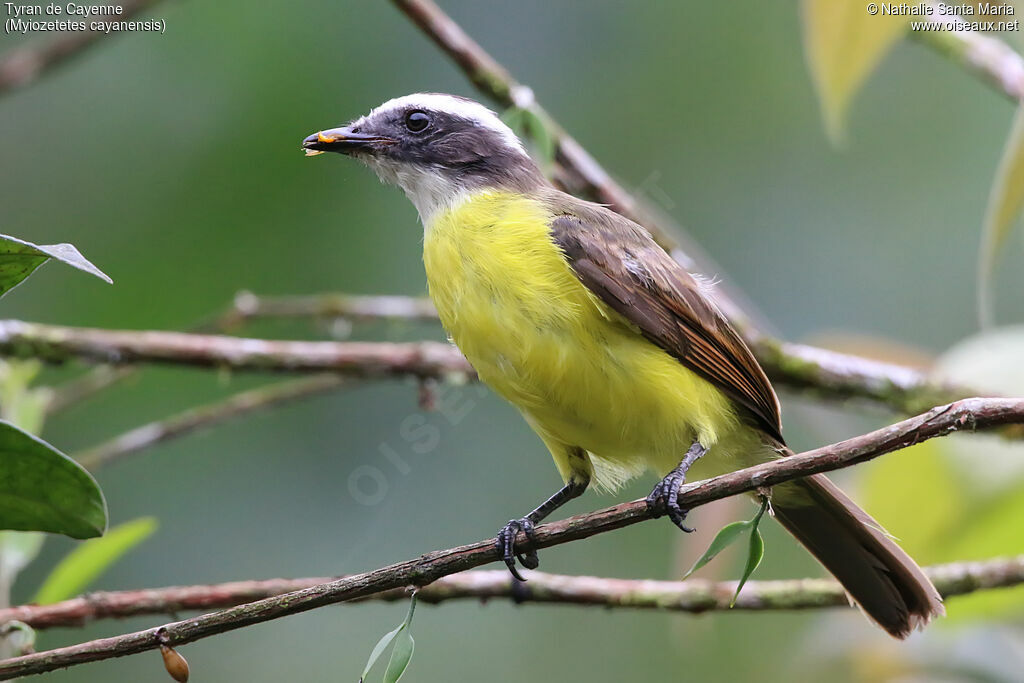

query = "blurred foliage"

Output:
[[979, 107, 1024, 325], [2, 0, 1024, 681], [800, 0, 909, 144], [501, 106, 556, 173], [862, 327, 1024, 625], [34, 517, 157, 605]]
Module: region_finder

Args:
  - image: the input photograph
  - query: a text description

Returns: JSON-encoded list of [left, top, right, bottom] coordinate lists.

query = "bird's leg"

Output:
[[646, 441, 708, 533], [497, 477, 588, 582]]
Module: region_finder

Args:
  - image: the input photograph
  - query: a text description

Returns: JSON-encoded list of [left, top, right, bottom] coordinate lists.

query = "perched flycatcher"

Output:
[[303, 93, 943, 638]]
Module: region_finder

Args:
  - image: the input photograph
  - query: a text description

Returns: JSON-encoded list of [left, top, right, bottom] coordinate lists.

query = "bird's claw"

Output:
[[496, 517, 539, 581], [646, 470, 695, 533]]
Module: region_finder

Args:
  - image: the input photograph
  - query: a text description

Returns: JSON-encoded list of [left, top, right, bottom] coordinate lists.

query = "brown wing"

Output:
[[549, 209, 784, 443]]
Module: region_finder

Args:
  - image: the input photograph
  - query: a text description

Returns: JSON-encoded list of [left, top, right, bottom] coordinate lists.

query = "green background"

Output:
[[2, 1, 1023, 681]]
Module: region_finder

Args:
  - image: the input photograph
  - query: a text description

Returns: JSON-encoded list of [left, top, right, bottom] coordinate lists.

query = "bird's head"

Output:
[[303, 93, 544, 221]]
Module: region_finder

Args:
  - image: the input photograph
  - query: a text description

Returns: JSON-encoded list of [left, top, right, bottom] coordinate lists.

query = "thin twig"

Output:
[[912, 9, 1024, 101], [0, 397, 1020, 678], [0, 320, 982, 418], [43, 366, 135, 415], [3, 556, 1022, 630], [0, 0, 167, 97], [215, 291, 439, 330], [74, 375, 347, 470]]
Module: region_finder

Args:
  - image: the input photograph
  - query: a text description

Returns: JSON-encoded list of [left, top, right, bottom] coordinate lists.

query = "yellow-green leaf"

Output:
[[383, 628, 415, 683], [933, 487, 1024, 623], [731, 497, 769, 606], [978, 106, 1024, 326], [33, 517, 157, 604], [800, 0, 909, 143], [858, 440, 965, 563]]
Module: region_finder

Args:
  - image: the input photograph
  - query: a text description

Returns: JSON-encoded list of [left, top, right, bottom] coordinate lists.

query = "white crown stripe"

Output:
[[369, 93, 526, 153]]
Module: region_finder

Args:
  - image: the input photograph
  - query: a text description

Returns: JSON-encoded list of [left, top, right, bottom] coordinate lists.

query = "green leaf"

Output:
[[800, 0, 909, 144], [523, 109, 556, 165], [0, 234, 111, 299], [682, 519, 752, 579], [0, 420, 106, 538], [33, 517, 156, 604], [978, 106, 1024, 325], [859, 440, 965, 562], [383, 629, 415, 683], [731, 498, 768, 606], [360, 624, 404, 682], [359, 593, 418, 682], [500, 107, 525, 133], [931, 485, 1024, 623]]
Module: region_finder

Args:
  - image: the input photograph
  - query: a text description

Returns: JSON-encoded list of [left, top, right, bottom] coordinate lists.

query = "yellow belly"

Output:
[[423, 191, 751, 490]]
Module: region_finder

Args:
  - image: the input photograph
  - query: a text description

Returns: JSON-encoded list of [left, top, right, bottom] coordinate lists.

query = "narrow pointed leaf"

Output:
[[681, 519, 751, 579], [978, 106, 1024, 325], [33, 517, 157, 604], [731, 498, 769, 606], [0, 420, 106, 538], [0, 234, 111, 298], [732, 528, 765, 607], [801, 0, 909, 143], [383, 629, 415, 683], [359, 624, 404, 682]]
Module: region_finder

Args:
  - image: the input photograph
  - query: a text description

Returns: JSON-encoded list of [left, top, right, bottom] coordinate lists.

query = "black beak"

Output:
[[301, 126, 393, 156]]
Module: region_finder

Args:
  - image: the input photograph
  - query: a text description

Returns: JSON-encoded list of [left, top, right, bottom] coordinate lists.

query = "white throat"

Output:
[[362, 156, 473, 226]]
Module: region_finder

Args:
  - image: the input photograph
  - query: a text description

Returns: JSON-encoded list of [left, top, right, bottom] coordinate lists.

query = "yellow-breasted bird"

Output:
[[302, 93, 943, 638]]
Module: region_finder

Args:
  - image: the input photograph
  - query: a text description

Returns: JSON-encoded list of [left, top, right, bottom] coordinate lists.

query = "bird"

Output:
[[302, 93, 943, 638]]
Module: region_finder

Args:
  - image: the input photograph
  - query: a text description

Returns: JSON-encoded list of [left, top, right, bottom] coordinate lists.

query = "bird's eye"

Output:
[[405, 110, 430, 133]]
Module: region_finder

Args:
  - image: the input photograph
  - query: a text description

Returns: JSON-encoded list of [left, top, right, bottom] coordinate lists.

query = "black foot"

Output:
[[496, 518, 540, 581], [646, 469, 694, 533]]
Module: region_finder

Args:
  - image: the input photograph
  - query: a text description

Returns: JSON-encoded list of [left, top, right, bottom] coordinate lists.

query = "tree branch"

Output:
[[0, 319, 981, 418], [3, 556, 1022, 630], [0, 397, 1020, 678], [389, 0, 1024, 337], [389, 0, 758, 327], [749, 336, 968, 416], [0, 320, 474, 377], [0, 0, 166, 97], [74, 375, 348, 470]]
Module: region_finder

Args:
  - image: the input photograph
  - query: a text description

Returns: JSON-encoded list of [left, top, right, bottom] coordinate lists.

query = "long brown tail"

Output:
[[771, 473, 944, 638]]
